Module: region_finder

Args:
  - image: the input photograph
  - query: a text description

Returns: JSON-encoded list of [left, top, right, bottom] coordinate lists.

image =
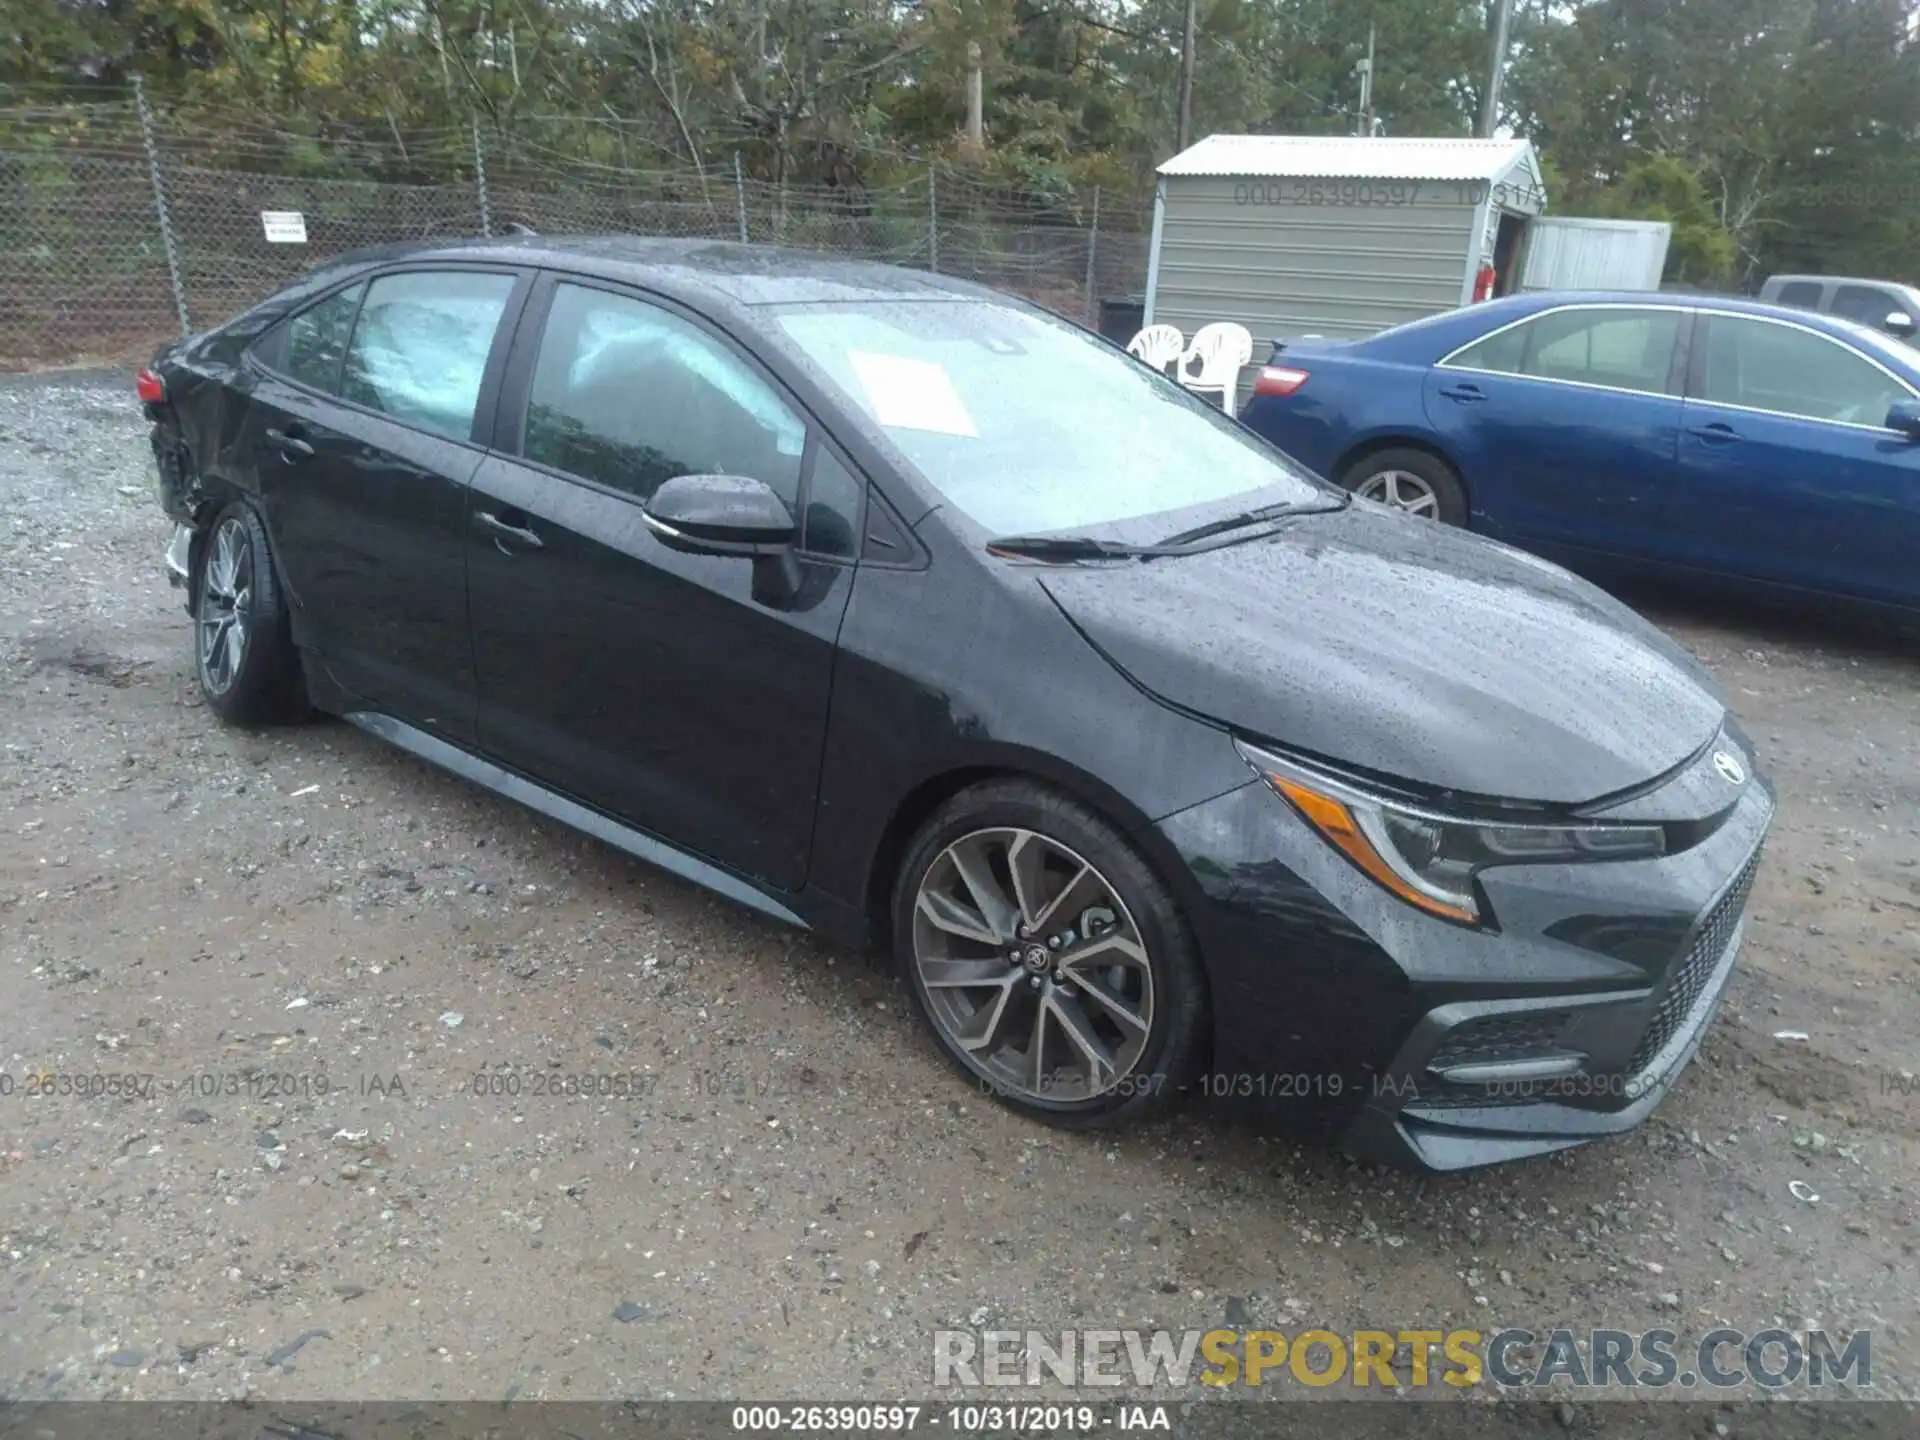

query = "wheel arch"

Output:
[[856, 747, 1205, 969], [1331, 434, 1472, 510], [189, 488, 284, 613]]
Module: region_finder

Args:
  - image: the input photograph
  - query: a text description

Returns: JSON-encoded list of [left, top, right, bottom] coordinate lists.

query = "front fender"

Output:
[[805, 555, 1255, 927]]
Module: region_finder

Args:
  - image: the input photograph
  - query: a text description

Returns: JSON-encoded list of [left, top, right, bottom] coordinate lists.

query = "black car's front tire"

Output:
[[892, 779, 1208, 1128], [1339, 447, 1468, 525], [193, 502, 309, 726]]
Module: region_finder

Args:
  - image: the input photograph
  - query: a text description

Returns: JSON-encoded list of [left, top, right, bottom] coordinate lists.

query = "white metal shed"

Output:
[[1517, 216, 1673, 292], [1145, 135, 1547, 392]]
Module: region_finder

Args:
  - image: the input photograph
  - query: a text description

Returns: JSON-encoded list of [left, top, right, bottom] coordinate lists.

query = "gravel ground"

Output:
[[1, 368, 1917, 1413]]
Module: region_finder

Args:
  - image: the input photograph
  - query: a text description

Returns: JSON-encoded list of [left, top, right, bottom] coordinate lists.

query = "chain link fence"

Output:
[[0, 97, 1151, 370]]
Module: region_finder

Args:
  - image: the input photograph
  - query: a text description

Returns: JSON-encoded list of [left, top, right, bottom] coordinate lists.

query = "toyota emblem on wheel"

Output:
[[1714, 751, 1746, 785]]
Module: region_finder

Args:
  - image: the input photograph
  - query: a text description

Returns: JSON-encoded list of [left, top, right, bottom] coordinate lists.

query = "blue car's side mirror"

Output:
[[1886, 399, 1920, 441]]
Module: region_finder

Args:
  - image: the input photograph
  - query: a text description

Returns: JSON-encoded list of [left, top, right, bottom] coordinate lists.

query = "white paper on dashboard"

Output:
[[847, 351, 979, 437]]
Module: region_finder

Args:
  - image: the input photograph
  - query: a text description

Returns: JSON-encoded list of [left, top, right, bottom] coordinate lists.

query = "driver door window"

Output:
[[523, 282, 806, 506], [1696, 315, 1911, 428]]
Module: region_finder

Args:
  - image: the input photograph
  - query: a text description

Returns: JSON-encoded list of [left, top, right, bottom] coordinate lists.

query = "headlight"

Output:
[[1236, 740, 1665, 926]]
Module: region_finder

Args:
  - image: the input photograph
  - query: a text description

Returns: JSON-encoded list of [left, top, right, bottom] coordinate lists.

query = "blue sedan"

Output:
[[1238, 291, 1920, 617]]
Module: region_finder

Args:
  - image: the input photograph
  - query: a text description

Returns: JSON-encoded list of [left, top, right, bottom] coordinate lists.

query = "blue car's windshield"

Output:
[[772, 300, 1327, 536], [1822, 311, 1920, 367]]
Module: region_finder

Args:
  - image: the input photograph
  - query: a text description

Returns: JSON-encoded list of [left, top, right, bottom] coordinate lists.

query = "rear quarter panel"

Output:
[[153, 300, 304, 523], [1241, 354, 1450, 482]]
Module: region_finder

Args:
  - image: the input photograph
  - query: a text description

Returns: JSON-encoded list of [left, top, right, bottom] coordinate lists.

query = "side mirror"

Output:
[[642, 473, 796, 556], [1886, 399, 1920, 441], [642, 472, 802, 605], [1885, 311, 1916, 339]]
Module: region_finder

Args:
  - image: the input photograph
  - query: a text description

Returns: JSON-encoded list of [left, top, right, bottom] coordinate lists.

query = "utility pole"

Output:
[[755, 0, 768, 109], [1176, 0, 1197, 153], [963, 41, 984, 150], [1479, 0, 1513, 138], [133, 73, 191, 337], [1354, 24, 1375, 137]]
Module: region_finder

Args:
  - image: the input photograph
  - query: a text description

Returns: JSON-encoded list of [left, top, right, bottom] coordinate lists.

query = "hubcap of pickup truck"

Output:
[[198, 516, 252, 695], [1356, 468, 1440, 518], [912, 827, 1154, 1103]]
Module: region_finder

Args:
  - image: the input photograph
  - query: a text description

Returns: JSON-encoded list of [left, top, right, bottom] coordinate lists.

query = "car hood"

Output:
[[1039, 503, 1726, 807]]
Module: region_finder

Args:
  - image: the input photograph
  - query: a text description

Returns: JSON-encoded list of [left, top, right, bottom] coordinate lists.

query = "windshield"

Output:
[[772, 300, 1327, 536], [1822, 310, 1920, 365]]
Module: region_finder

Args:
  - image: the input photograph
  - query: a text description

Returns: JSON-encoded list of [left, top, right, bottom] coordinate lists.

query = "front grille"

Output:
[[1626, 850, 1761, 1075], [1405, 1010, 1577, 1110], [1405, 1077, 1547, 1109], [1429, 1010, 1574, 1071]]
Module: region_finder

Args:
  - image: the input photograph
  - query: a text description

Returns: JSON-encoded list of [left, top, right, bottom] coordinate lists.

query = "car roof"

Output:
[[1332, 287, 1920, 368], [1464, 290, 1906, 324], [1765, 273, 1920, 292], [322, 235, 1004, 312], [1495, 290, 1771, 316]]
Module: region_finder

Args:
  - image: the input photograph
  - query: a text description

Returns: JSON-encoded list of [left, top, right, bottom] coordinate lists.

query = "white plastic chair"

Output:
[[1126, 324, 1186, 375], [1180, 322, 1255, 411]]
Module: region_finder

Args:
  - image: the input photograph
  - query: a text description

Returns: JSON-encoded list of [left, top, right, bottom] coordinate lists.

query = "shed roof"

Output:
[[1158, 134, 1537, 183]]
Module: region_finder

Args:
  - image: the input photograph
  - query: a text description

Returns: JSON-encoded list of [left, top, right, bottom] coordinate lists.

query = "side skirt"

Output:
[[343, 711, 810, 931]]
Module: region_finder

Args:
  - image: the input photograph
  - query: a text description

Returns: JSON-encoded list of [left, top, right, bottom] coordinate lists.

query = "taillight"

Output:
[[1253, 365, 1310, 398], [136, 369, 167, 404]]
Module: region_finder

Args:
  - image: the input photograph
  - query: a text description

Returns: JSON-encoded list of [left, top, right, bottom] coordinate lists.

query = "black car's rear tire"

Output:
[[891, 779, 1208, 1129], [193, 502, 309, 726], [1339, 447, 1468, 526]]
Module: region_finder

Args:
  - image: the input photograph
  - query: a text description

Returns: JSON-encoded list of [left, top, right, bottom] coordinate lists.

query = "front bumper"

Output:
[[1155, 735, 1774, 1171], [1341, 856, 1754, 1170]]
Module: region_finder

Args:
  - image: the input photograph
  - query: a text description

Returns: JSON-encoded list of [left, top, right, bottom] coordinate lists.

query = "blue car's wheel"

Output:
[[1340, 448, 1467, 526]]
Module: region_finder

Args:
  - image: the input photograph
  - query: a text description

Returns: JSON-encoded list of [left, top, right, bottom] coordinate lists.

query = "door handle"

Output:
[[1438, 384, 1488, 403], [1687, 422, 1742, 445], [264, 426, 315, 459], [474, 509, 545, 551]]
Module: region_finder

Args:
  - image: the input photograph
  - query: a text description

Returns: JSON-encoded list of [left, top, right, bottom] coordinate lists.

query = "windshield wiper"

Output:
[[986, 534, 1164, 561], [1150, 496, 1345, 550], [990, 494, 1351, 563]]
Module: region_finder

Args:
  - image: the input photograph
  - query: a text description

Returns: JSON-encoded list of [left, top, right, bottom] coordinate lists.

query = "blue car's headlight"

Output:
[[1236, 740, 1666, 927]]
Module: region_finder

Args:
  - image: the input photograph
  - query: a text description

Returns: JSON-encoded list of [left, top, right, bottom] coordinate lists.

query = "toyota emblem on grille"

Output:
[[1712, 750, 1745, 785]]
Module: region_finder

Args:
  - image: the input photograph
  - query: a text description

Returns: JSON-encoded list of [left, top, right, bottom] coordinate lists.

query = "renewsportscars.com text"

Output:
[[933, 1327, 1870, 1391]]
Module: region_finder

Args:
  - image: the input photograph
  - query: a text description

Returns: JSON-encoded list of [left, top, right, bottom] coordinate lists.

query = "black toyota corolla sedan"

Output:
[[140, 237, 1772, 1171]]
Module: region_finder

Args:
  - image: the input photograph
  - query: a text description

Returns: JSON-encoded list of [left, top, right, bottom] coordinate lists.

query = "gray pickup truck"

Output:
[[1758, 273, 1920, 343]]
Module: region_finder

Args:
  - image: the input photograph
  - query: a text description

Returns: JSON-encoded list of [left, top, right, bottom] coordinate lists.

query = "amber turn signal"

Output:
[[1266, 774, 1479, 925]]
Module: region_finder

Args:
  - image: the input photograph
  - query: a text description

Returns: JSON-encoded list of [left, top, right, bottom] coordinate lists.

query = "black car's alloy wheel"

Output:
[[895, 780, 1207, 1127], [193, 502, 308, 726], [197, 514, 253, 696]]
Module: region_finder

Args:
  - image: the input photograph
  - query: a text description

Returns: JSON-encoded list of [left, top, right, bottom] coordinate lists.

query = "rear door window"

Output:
[[1773, 281, 1824, 310], [1443, 321, 1528, 375], [1445, 308, 1682, 394], [1515, 308, 1682, 394], [340, 271, 516, 440]]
